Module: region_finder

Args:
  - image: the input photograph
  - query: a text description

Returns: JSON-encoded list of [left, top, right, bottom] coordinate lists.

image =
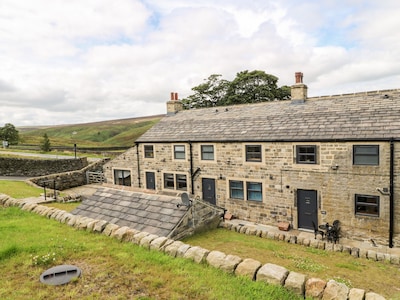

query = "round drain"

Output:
[[40, 265, 82, 285]]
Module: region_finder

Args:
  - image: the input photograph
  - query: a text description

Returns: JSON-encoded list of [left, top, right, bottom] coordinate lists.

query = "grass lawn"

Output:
[[0, 181, 42, 199], [0, 207, 301, 300], [183, 228, 400, 299]]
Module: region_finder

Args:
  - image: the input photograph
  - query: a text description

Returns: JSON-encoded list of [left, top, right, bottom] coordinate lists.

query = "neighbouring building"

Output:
[[103, 73, 400, 247]]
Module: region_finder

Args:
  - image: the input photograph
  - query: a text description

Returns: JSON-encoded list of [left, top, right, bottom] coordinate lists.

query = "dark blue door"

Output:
[[202, 178, 216, 205]]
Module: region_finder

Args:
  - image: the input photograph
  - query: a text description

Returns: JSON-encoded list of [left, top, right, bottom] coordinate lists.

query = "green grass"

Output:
[[0, 181, 42, 199], [0, 207, 302, 300], [183, 228, 400, 299], [18, 116, 161, 148]]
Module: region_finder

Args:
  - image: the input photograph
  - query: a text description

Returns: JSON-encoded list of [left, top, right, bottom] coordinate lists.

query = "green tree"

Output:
[[0, 123, 19, 145], [40, 133, 51, 152], [224, 70, 279, 105], [182, 74, 230, 109], [182, 70, 291, 109]]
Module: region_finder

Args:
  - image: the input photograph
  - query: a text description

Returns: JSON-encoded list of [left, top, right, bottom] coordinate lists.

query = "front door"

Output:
[[145, 172, 156, 190], [202, 178, 216, 205], [297, 189, 318, 230]]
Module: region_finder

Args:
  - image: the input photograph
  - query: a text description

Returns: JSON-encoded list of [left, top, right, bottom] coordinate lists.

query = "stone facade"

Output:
[[104, 140, 400, 246]]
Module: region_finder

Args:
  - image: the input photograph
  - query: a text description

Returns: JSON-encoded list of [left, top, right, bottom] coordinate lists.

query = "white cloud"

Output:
[[0, 0, 399, 126]]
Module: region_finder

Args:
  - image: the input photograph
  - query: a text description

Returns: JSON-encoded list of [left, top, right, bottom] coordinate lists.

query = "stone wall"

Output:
[[0, 157, 88, 177], [29, 159, 109, 191], [103, 140, 400, 247]]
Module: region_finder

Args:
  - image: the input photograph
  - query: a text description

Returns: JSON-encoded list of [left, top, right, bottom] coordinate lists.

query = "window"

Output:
[[144, 145, 154, 158], [229, 180, 244, 200], [114, 169, 131, 186], [296, 145, 317, 164], [163, 173, 187, 191], [164, 173, 175, 189], [229, 180, 262, 202], [176, 174, 187, 190], [201, 145, 214, 160], [174, 145, 185, 160], [247, 182, 262, 201], [355, 194, 379, 217], [353, 145, 379, 165], [246, 145, 262, 162]]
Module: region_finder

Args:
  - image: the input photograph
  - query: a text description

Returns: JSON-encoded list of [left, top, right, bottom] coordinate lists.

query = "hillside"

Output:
[[17, 115, 163, 148]]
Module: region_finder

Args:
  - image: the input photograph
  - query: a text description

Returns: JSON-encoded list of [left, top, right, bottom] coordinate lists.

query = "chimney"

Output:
[[166, 91, 183, 115], [291, 72, 308, 103]]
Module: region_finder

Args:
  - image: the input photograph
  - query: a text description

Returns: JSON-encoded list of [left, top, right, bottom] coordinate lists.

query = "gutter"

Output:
[[389, 138, 395, 248], [135, 142, 141, 188], [189, 141, 194, 195]]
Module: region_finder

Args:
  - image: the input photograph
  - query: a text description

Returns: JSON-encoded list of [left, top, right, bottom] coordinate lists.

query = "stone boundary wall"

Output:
[[221, 222, 400, 266], [0, 194, 386, 300], [0, 157, 88, 177], [29, 159, 109, 191]]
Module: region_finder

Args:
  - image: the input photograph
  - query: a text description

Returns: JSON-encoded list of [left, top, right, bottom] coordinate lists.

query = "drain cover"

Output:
[[40, 265, 82, 285]]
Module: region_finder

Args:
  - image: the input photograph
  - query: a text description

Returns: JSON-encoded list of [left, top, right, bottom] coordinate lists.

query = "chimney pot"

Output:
[[174, 92, 178, 101], [171, 92, 175, 100], [295, 72, 303, 84]]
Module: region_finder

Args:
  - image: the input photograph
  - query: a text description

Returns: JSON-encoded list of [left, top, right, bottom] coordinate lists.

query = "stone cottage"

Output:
[[104, 73, 400, 247]]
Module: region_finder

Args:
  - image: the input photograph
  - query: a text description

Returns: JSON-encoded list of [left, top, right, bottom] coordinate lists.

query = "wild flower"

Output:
[[31, 252, 57, 266]]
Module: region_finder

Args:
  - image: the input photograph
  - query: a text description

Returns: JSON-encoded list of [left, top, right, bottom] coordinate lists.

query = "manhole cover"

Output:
[[40, 265, 82, 285]]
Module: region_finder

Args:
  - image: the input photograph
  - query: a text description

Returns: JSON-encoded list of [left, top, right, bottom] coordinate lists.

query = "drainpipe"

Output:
[[189, 141, 194, 195], [389, 138, 394, 248], [135, 142, 141, 188]]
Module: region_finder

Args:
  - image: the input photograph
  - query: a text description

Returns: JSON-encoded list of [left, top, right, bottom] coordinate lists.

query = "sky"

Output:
[[1, 0, 400, 126]]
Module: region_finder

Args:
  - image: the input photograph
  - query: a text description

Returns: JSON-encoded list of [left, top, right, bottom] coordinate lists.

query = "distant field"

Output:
[[16, 115, 162, 148]]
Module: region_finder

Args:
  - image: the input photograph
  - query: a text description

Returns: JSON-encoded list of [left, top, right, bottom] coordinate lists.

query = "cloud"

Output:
[[0, 0, 399, 126]]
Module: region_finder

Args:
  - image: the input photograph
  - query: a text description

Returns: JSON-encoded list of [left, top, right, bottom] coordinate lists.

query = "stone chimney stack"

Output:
[[166, 92, 183, 115], [291, 72, 308, 103]]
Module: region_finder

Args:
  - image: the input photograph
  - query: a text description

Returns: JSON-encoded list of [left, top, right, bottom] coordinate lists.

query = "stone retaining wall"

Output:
[[0, 157, 88, 177], [29, 159, 109, 190], [221, 222, 400, 266], [0, 194, 386, 300]]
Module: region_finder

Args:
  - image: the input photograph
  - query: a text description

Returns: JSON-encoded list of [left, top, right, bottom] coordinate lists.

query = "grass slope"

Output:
[[0, 207, 301, 300], [18, 115, 162, 148]]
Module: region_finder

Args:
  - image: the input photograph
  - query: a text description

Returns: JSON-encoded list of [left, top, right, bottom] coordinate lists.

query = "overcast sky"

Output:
[[1, 0, 399, 126]]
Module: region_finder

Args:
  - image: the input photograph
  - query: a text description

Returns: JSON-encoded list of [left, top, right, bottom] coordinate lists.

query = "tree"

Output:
[[40, 133, 51, 152], [224, 70, 279, 105], [0, 123, 19, 145], [182, 74, 230, 109], [182, 70, 291, 109]]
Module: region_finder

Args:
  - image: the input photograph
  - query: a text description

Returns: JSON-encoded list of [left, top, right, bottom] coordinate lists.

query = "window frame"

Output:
[[114, 169, 131, 186], [247, 181, 263, 202], [245, 145, 262, 162], [229, 180, 263, 202], [144, 145, 154, 159], [355, 194, 380, 217], [353, 145, 379, 166], [229, 180, 244, 200], [174, 145, 186, 160], [163, 173, 175, 189], [176, 174, 187, 191], [296, 145, 317, 164], [201, 145, 215, 161], [163, 172, 187, 191]]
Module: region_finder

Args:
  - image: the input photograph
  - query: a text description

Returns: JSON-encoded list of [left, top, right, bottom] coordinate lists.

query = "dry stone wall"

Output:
[[0, 157, 88, 177]]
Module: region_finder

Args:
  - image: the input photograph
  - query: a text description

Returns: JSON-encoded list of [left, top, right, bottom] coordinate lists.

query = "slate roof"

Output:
[[137, 89, 400, 142], [71, 187, 187, 237]]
